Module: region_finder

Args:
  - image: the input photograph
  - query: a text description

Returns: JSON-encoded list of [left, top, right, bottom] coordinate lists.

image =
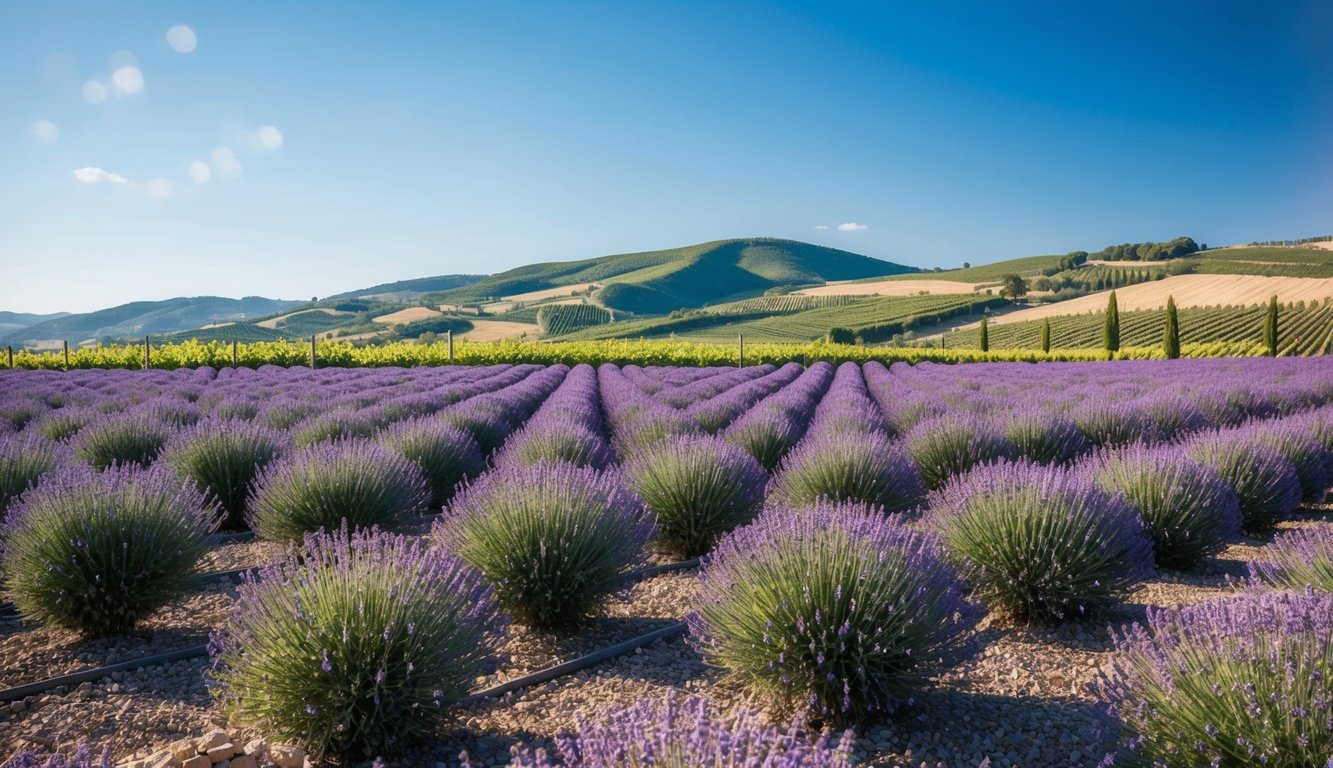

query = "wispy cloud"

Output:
[[32, 119, 59, 145], [251, 125, 284, 151], [167, 24, 197, 54], [72, 167, 130, 185], [211, 147, 243, 179], [813, 225, 829, 230], [837, 222, 868, 231]]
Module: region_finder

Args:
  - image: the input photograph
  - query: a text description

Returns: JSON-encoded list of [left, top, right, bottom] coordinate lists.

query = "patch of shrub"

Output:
[[626, 435, 766, 557], [768, 431, 924, 514], [2, 465, 218, 635], [1003, 413, 1091, 465], [723, 411, 804, 471], [1091, 444, 1241, 570], [905, 414, 1016, 491], [435, 462, 651, 629], [163, 419, 291, 530], [0, 432, 65, 513], [1100, 591, 1333, 766], [690, 501, 980, 721], [248, 440, 430, 542], [1188, 432, 1302, 533], [73, 414, 173, 470], [928, 461, 1154, 622], [290, 410, 377, 447], [378, 418, 485, 509], [495, 417, 613, 471], [1248, 527, 1333, 592], [209, 527, 505, 758], [32, 407, 97, 442], [1252, 418, 1330, 503]]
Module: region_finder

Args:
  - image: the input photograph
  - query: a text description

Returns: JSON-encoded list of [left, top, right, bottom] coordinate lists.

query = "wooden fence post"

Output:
[[63, 340, 70, 370], [6, 346, 12, 370], [447, 330, 454, 363], [232, 340, 238, 368], [310, 335, 317, 369], [144, 336, 150, 369], [738, 334, 744, 368]]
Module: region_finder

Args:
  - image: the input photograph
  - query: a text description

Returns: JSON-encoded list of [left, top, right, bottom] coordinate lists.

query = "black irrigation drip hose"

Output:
[[0, 622, 691, 705], [0, 560, 701, 703]]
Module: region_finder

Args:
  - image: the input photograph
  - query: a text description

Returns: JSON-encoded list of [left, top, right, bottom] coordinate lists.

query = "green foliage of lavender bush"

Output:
[[436, 462, 652, 629], [690, 502, 980, 721], [905, 414, 1016, 490], [33, 408, 96, 442], [929, 461, 1154, 622], [73, 414, 172, 470], [378, 418, 485, 508], [1100, 591, 1333, 766], [2, 466, 218, 635], [248, 440, 431, 542], [0, 432, 64, 513], [768, 431, 924, 514], [1249, 527, 1333, 593], [209, 528, 505, 758], [163, 419, 290, 529], [626, 435, 766, 557], [1188, 433, 1302, 533]]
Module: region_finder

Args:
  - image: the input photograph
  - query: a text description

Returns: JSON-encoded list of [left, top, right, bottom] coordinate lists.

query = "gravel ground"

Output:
[[3, 512, 1330, 768]]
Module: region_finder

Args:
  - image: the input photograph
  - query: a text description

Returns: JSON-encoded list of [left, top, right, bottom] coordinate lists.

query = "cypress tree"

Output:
[[1040, 318, 1051, 353], [1163, 296, 1180, 359], [979, 316, 989, 352], [1264, 294, 1279, 356], [1104, 290, 1120, 353]]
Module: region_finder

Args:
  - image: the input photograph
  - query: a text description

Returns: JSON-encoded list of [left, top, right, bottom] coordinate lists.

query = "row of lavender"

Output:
[[3, 358, 1333, 765]]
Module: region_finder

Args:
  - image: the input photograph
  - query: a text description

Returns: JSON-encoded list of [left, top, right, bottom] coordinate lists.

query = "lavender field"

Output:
[[2, 359, 1332, 768]]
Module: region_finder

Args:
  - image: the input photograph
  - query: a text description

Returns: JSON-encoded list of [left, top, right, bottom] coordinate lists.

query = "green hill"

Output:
[[434, 238, 916, 313], [2, 296, 303, 345], [323, 274, 485, 302]]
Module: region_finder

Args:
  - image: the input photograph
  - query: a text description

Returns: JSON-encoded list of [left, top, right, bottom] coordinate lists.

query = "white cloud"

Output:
[[167, 24, 197, 53], [813, 225, 829, 230], [82, 80, 107, 104], [188, 160, 212, 184], [73, 167, 130, 185], [32, 120, 59, 145], [211, 147, 243, 179], [253, 125, 284, 151], [145, 178, 174, 199], [837, 222, 868, 231], [112, 66, 144, 95]]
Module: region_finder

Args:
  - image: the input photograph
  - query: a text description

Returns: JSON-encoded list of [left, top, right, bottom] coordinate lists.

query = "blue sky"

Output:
[[3, 1, 1331, 313]]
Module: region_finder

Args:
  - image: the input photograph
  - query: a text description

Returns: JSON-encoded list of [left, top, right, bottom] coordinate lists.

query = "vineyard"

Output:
[[1194, 246, 1333, 278], [534, 303, 613, 335], [949, 299, 1333, 355], [2, 358, 1332, 768]]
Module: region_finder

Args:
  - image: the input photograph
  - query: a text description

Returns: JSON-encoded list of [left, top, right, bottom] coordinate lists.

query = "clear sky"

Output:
[[3, 1, 1331, 314]]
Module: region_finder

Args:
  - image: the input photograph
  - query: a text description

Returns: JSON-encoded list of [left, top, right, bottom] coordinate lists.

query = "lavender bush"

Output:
[[1188, 432, 1303, 533], [73, 413, 173, 470], [690, 501, 980, 721], [32, 407, 97, 442], [435, 462, 652, 628], [1248, 527, 1333, 592], [768, 431, 925, 514], [209, 527, 505, 758], [1100, 591, 1333, 766], [506, 694, 855, 767], [2, 465, 219, 635], [626, 435, 766, 557], [378, 418, 485, 508], [163, 419, 290, 529], [1252, 418, 1331, 503], [248, 440, 430, 542], [1002, 412, 1091, 465], [0, 744, 112, 768], [0, 432, 65, 513], [928, 461, 1154, 622], [905, 414, 1017, 490], [495, 417, 614, 471], [1091, 444, 1242, 569]]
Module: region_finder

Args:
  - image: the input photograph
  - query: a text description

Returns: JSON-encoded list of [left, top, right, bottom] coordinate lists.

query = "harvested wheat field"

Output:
[[457, 319, 540, 340], [503, 282, 599, 303], [979, 274, 1333, 327], [796, 278, 983, 297], [373, 307, 444, 325]]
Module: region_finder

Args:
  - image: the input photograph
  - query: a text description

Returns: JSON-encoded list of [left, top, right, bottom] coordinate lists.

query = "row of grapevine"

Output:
[[535, 303, 613, 335]]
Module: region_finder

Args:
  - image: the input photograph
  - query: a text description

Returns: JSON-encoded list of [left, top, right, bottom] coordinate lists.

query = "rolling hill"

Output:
[[433, 238, 917, 313], [1, 296, 303, 346]]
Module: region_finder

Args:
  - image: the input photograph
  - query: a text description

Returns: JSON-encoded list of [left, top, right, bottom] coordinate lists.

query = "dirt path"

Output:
[[796, 278, 983, 297]]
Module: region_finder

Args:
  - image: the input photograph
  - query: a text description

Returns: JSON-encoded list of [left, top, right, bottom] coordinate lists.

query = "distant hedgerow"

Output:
[[436, 462, 652, 629], [928, 461, 1154, 622], [690, 501, 980, 721], [626, 435, 766, 557], [248, 440, 431, 542], [2, 465, 219, 635], [210, 527, 505, 758]]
